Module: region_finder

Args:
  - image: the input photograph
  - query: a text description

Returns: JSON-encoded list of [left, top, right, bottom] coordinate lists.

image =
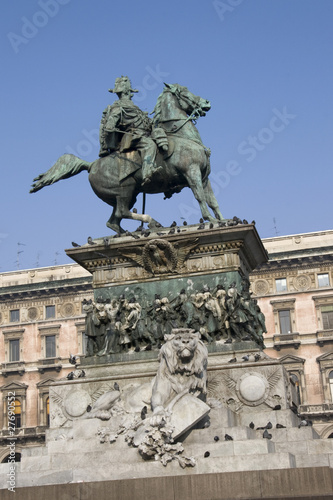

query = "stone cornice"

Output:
[[0, 276, 92, 302]]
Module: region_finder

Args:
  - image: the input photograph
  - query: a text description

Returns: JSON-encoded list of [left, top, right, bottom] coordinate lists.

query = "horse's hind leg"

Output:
[[203, 180, 224, 220], [109, 195, 158, 231], [106, 206, 125, 234], [185, 166, 214, 221]]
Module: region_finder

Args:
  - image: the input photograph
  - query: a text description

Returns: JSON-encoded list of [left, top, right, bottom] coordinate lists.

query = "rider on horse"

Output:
[[99, 76, 168, 186]]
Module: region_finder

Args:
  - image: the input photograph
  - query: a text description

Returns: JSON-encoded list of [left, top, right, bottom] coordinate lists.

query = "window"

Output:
[[279, 310, 292, 334], [45, 335, 56, 358], [14, 399, 21, 428], [330, 371, 333, 402], [45, 305, 55, 319], [10, 309, 20, 322], [9, 339, 20, 362], [322, 306, 333, 330], [318, 273, 330, 288], [46, 397, 50, 426], [275, 278, 287, 292], [290, 373, 301, 405]]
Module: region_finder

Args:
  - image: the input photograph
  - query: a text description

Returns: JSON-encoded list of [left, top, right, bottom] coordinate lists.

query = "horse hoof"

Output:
[[148, 219, 162, 230]]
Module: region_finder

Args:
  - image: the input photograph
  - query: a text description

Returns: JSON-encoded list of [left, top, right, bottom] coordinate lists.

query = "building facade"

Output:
[[250, 229, 333, 438], [0, 229, 332, 462], [0, 264, 92, 462]]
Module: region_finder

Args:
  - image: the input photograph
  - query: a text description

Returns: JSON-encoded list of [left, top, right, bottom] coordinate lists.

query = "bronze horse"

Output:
[[30, 83, 223, 233]]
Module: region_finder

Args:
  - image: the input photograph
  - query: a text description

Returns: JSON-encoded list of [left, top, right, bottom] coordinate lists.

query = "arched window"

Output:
[[14, 399, 21, 428], [46, 397, 50, 427], [329, 371, 333, 402]]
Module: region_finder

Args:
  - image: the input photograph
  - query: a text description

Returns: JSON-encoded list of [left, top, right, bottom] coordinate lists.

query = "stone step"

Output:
[[238, 408, 302, 429], [185, 438, 275, 458]]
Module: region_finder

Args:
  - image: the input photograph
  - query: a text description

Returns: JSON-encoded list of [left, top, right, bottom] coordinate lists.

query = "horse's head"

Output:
[[164, 83, 211, 117]]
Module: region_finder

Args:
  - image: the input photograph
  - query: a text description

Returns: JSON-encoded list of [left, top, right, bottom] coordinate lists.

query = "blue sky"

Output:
[[1, 0, 332, 272]]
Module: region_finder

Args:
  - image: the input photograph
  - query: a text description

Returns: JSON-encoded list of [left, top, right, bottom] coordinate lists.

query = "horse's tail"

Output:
[[30, 154, 91, 193]]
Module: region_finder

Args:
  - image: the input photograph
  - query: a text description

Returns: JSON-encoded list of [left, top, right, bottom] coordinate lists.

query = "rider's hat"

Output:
[[109, 76, 138, 94]]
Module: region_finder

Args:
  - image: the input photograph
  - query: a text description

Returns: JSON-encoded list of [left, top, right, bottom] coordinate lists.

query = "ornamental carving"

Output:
[[253, 279, 269, 296], [28, 307, 39, 321], [293, 274, 311, 291], [120, 238, 198, 275], [60, 302, 75, 317]]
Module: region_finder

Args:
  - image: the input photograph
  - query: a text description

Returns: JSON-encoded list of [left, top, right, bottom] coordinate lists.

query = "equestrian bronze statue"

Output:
[[30, 77, 224, 233]]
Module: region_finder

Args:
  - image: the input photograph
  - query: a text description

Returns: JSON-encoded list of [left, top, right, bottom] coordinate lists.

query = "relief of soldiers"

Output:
[[98, 298, 121, 355], [82, 298, 99, 356], [191, 287, 219, 341], [99, 76, 168, 187]]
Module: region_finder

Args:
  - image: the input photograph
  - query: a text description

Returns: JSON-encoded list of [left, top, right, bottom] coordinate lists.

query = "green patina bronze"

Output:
[[30, 77, 223, 233]]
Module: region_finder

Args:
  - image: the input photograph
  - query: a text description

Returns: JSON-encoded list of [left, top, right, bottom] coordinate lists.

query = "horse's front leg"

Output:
[[185, 166, 214, 221], [203, 179, 224, 220]]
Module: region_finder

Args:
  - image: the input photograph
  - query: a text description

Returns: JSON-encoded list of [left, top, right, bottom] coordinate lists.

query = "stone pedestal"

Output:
[[65, 222, 267, 302]]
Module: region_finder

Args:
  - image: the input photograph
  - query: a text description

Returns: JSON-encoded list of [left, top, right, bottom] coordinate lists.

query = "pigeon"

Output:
[[156, 232, 166, 236], [276, 423, 286, 429], [263, 430, 272, 439], [78, 370, 85, 378], [224, 338, 232, 344], [254, 353, 261, 362], [87, 236, 96, 245], [130, 233, 140, 239], [183, 221, 188, 226], [204, 451, 210, 458], [170, 221, 177, 227], [69, 354, 77, 365], [209, 222, 214, 229], [214, 436, 220, 442], [228, 357, 237, 363], [132, 208, 137, 213], [143, 231, 151, 237], [177, 228, 181, 233], [145, 344, 152, 351], [251, 220, 256, 225], [197, 223, 205, 230], [298, 419, 312, 428], [249, 422, 255, 429], [242, 355, 249, 362], [103, 237, 109, 246], [71, 241, 80, 247], [141, 406, 148, 420], [273, 404, 282, 411], [86, 404, 92, 413], [225, 434, 233, 441], [67, 371, 74, 380], [199, 218, 204, 223], [243, 219, 249, 224], [113, 382, 120, 391], [168, 228, 175, 235], [257, 422, 272, 430], [134, 346, 140, 352], [113, 233, 121, 238]]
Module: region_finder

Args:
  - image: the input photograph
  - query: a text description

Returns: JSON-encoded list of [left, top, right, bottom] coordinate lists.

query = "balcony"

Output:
[[298, 403, 333, 417], [273, 332, 301, 351], [316, 329, 333, 347], [37, 357, 62, 374], [1, 361, 25, 377]]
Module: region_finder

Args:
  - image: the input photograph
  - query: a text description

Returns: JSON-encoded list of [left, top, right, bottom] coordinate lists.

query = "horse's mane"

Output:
[[152, 87, 167, 127]]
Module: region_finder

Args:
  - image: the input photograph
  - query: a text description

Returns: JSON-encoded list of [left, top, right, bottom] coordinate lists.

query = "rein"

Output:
[[159, 108, 202, 133]]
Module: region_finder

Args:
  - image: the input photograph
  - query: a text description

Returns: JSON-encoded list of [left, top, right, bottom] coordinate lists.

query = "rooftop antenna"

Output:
[[16, 242, 26, 269], [273, 217, 280, 237], [35, 253, 40, 268]]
